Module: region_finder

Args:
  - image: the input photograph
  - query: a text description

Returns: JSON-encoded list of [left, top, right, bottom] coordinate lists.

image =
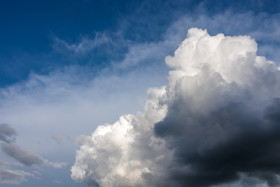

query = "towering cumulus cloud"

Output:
[[71, 28, 280, 187]]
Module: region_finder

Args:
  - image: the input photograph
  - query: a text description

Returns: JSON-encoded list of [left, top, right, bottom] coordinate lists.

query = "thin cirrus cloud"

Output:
[[52, 33, 112, 55], [50, 10, 280, 70], [0, 167, 33, 184], [71, 28, 280, 187]]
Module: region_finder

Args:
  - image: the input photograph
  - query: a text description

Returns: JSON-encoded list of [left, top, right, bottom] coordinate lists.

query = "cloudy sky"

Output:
[[0, 0, 280, 187]]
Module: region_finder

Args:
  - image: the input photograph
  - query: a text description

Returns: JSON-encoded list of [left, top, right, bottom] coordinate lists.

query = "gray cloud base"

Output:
[[0, 124, 16, 143], [1, 143, 44, 166]]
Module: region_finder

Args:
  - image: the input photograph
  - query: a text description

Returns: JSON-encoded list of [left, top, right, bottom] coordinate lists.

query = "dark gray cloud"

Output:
[[1, 143, 44, 166], [154, 85, 280, 186], [0, 124, 16, 143]]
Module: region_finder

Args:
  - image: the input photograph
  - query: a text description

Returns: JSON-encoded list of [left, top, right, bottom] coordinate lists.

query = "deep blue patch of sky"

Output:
[[0, 0, 279, 86]]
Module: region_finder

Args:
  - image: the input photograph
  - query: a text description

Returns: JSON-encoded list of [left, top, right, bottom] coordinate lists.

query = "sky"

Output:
[[0, 0, 280, 187]]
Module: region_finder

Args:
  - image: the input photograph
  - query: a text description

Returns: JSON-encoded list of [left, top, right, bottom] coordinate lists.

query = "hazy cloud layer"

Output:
[[72, 28, 280, 187], [0, 167, 33, 184], [51, 134, 72, 145]]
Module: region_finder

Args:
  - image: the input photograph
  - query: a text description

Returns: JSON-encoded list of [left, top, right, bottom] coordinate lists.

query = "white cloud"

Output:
[[71, 28, 280, 187], [166, 11, 280, 64]]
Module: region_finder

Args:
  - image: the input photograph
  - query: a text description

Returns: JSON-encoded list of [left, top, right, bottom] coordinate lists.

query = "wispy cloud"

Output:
[[0, 167, 33, 184], [52, 33, 112, 55], [50, 10, 280, 72], [51, 134, 72, 145]]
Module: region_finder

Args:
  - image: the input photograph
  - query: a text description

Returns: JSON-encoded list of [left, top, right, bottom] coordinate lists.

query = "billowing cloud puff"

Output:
[[71, 28, 280, 187]]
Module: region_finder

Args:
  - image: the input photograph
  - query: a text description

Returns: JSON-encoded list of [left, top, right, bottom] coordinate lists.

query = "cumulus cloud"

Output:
[[71, 28, 280, 187]]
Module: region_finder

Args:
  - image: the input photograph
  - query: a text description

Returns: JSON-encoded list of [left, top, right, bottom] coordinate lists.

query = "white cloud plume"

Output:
[[71, 28, 280, 187]]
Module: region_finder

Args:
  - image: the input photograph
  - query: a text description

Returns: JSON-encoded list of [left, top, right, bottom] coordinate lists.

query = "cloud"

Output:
[[51, 134, 71, 145], [1, 6, 280, 186], [171, 11, 280, 63], [1, 143, 44, 166], [0, 167, 33, 184], [52, 33, 112, 55], [0, 124, 16, 143], [0, 124, 67, 171], [71, 28, 280, 187], [1, 143, 67, 169], [44, 160, 67, 169]]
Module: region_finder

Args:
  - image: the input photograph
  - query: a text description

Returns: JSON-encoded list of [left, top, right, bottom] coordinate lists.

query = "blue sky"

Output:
[[0, 0, 280, 187], [1, 0, 279, 86]]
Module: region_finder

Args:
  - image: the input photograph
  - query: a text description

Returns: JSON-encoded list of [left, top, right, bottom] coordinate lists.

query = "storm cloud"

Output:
[[72, 28, 280, 187]]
